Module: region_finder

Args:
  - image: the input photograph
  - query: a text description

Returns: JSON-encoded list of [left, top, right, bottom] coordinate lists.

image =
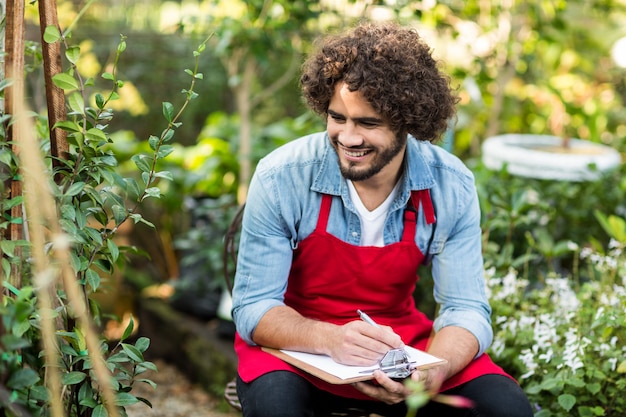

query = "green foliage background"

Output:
[[3, 0, 626, 416]]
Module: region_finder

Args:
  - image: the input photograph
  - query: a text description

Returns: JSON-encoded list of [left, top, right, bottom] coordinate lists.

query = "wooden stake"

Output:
[[38, 0, 69, 177]]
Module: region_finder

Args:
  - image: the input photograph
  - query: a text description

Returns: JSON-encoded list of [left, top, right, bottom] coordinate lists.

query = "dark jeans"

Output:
[[236, 371, 534, 417]]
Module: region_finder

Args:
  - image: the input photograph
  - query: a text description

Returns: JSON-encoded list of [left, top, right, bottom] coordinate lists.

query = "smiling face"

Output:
[[327, 82, 406, 184]]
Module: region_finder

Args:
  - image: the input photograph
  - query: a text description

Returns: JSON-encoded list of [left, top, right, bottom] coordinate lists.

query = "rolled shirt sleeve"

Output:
[[431, 179, 493, 357]]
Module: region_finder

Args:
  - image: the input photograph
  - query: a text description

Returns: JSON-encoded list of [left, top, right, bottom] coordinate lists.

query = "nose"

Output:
[[337, 123, 364, 148]]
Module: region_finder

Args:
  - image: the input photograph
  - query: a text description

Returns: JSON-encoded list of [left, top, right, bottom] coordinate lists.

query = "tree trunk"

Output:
[[235, 58, 255, 205]]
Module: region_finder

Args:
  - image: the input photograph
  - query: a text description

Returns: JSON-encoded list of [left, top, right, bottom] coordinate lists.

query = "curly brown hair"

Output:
[[300, 22, 458, 142]]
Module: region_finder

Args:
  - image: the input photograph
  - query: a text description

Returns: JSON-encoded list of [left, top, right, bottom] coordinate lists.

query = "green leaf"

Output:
[[60, 343, 79, 357], [0, 240, 17, 257], [52, 73, 79, 90], [142, 187, 161, 200], [7, 368, 40, 389], [60, 204, 77, 221], [134, 337, 150, 352], [539, 377, 560, 391], [76, 207, 87, 229], [86, 269, 101, 292], [131, 154, 152, 173], [111, 204, 127, 226], [594, 210, 626, 243], [157, 145, 174, 159], [1, 334, 31, 350], [82, 227, 103, 246], [141, 171, 151, 186], [13, 319, 31, 338], [30, 385, 49, 401], [120, 316, 134, 342], [53, 120, 82, 132], [137, 361, 158, 372], [86, 128, 108, 143], [558, 394, 576, 411], [154, 171, 173, 181], [62, 371, 87, 385], [102, 72, 115, 81], [92, 404, 108, 417], [162, 102, 174, 122], [95, 93, 106, 109], [617, 360, 626, 373], [79, 379, 96, 407], [121, 343, 144, 362], [43, 25, 61, 43], [161, 128, 175, 143], [136, 379, 157, 389], [567, 378, 586, 388], [65, 45, 81, 64], [586, 382, 601, 394], [148, 135, 160, 151], [65, 182, 86, 197], [79, 396, 98, 408], [115, 392, 139, 406], [67, 92, 85, 114]]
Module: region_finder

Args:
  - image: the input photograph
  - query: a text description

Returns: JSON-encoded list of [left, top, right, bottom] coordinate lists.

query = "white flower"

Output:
[[532, 313, 559, 349], [567, 241, 579, 251], [594, 306, 605, 321], [491, 338, 505, 357], [580, 247, 593, 259], [608, 357, 618, 372], [560, 328, 586, 373], [538, 348, 554, 364], [519, 348, 538, 379], [546, 277, 579, 314]]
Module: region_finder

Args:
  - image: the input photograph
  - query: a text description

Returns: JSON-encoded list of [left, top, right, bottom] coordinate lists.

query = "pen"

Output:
[[357, 309, 381, 328]]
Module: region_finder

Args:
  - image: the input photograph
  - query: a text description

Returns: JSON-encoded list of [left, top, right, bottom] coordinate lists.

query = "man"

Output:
[[231, 22, 533, 417]]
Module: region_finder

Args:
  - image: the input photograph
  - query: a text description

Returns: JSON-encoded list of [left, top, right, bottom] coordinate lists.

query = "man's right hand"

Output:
[[326, 320, 404, 366]]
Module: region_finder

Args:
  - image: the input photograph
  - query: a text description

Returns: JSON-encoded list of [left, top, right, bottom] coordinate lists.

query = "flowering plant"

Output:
[[487, 236, 626, 417]]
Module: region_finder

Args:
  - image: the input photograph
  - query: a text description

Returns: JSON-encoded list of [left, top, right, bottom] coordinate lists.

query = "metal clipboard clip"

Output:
[[359, 348, 418, 379]]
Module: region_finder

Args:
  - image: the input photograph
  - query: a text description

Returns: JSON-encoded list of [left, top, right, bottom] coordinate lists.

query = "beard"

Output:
[[332, 133, 407, 182]]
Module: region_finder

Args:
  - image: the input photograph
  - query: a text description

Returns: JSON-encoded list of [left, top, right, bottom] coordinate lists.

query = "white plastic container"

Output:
[[482, 134, 622, 181]]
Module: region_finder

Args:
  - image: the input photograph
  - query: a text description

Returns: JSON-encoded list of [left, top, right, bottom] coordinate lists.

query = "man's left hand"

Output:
[[352, 370, 412, 404], [352, 365, 448, 404]]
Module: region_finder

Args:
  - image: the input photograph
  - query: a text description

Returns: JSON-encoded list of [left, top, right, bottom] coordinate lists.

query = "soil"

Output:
[[126, 359, 241, 417]]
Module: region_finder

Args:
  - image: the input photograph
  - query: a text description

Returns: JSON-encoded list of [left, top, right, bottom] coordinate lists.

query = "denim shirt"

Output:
[[231, 131, 493, 357]]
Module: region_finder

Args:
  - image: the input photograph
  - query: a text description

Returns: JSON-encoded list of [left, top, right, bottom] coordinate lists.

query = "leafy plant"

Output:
[[1, 8, 208, 417], [486, 236, 626, 416], [473, 158, 626, 282]]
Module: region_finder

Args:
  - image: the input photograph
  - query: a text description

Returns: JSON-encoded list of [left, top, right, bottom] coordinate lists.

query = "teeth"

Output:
[[345, 150, 368, 157]]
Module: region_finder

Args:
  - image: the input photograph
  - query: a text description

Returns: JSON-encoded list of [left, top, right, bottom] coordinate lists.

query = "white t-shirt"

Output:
[[347, 180, 401, 247]]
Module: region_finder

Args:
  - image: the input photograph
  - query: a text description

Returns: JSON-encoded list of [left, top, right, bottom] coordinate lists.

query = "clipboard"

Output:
[[263, 346, 447, 385]]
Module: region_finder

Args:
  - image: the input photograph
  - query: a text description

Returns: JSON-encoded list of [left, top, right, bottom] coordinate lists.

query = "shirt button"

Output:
[[351, 232, 358, 238]]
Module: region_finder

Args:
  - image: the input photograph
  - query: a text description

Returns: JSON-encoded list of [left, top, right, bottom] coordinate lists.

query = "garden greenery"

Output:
[[476, 162, 626, 417], [1, 12, 208, 417]]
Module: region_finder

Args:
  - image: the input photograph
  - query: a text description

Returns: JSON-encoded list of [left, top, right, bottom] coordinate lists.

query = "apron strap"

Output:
[[315, 194, 333, 233], [402, 189, 436, 242], [411, 189, 436, 225]]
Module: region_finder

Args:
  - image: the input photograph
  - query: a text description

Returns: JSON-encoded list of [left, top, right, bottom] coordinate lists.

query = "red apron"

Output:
[[235, 190, 511, 400]]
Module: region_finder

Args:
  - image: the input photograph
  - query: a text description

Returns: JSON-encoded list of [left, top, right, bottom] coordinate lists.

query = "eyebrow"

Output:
[[327, 109, 384, 125]]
